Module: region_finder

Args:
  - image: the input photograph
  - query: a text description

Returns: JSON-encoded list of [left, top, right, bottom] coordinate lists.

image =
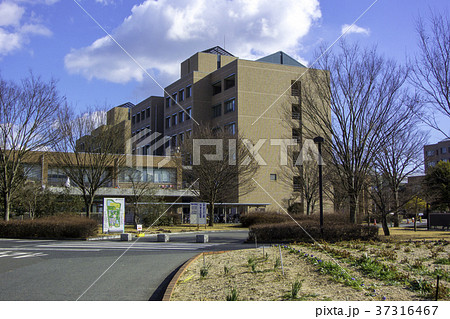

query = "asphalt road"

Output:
[[0, 230, 251, 301]]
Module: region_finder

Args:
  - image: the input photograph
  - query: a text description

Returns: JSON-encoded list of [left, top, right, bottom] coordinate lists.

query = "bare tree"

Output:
[[51, 106, 125, 218], [301, 41, 417, 224], [122, 167, 162, 226], [181, 125, 259, 226], [0, 74, 63, 221], [410, 10, 450, 138]]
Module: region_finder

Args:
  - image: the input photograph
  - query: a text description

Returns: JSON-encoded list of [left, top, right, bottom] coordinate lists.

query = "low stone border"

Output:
[[162, 251, 229, 301]]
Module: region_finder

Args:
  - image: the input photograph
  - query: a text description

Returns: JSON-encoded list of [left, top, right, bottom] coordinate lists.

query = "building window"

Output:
[[427, 161, 436, 167], [146, 125, 151, 136], [186, 85, 192, 98], [224, 74, 235, 90], [212, 104, 221, 118], [172, 93, 177, 106], [179, 89, 184, 102], [132, 115, 136, 125], [292, 104, 301, 120], [292, 128, 301, 143], [171, 135, 177, 148], [291, 80, 301, 96], [224, 122, 236, 135], [165, 97, 170, 108], [179, 111, 185, 123], [426, 150, 434, 156], [442, 147, 447, 154], [172, 113, 178, 126], [186, 129, 192, 139], [212, 81, 222, 95], [186, 107, 192, 120], [270, 174, 277, 181], [224, 98, 235, 113], [141, 110, 145, 121], [165, 116, 170, 129], [179, 132, 184, 145], [146, 107, 150, 118], [136, 113, 141, 123], [293, 176, 302, 192]]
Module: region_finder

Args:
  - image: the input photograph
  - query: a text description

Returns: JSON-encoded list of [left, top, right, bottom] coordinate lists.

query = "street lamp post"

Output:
[[313, 136, 324, 236]]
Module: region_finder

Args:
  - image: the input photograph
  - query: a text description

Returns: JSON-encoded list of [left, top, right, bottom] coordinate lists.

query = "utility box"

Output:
[[120, 233, 132, 241], [157, 234, 170, 242], [196, 234, 209, 243]]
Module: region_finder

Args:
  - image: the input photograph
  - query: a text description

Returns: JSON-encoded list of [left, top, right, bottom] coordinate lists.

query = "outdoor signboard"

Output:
[[190, 202, 207, 225], [103, 198, 125, 233]]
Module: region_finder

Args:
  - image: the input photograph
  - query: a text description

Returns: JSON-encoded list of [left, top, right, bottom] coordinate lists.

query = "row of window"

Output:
[[132, 107, 151, 125], [427, 158, 450, 167], [211, 122, 236, 136], [169, 130, 192, 148], [211, 98, 236, 118], [426, 146, 450, 156], [132, 125, 151, 137], [166, 85, 192, 108], [165, 107, 192, 129], [212, 74, 236, 96], [119, 167, 176, 183]]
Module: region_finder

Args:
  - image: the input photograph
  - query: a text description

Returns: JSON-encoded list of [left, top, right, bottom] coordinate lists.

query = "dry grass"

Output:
[[172, 229, 450, 301]]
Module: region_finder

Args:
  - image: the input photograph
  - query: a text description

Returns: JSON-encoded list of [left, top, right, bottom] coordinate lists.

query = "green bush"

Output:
[[248, 221, 378, 243], [0, 216, 98, 239]]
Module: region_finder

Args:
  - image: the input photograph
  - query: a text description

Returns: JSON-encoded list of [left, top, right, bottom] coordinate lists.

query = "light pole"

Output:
[[313, 136, 324, 236]]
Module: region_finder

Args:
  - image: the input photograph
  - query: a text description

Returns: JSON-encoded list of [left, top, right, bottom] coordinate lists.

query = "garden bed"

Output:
[[170, 239, 450, 301]]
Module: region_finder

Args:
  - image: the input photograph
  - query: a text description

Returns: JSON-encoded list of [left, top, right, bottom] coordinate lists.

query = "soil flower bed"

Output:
[[170, 240, 450, 301]]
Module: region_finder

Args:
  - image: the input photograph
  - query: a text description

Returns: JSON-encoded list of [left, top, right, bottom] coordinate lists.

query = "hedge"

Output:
[[0, 216, 98, 239], [248, 221, 378, 243], [240, 211, 291, 227]]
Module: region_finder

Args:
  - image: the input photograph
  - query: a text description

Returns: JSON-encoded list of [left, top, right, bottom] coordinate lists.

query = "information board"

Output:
[[190, 202, 207, 225], [103, 198, 125, 233]]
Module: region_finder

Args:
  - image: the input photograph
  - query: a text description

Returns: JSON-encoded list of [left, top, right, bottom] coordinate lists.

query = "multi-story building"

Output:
[[130, 96, 165, 155], [76, 103, 132, 154], [76, 46, 329, 216], [424, 138, 450, 173], [161, 46, 329, 212]]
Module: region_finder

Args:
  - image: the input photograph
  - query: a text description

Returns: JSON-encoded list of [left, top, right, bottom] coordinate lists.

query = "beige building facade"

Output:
[[160, 47, 329, 212]]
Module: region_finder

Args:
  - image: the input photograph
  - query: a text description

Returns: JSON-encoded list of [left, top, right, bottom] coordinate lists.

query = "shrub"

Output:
[[248, 221, 378, 243], [0, 216, 98, 239]]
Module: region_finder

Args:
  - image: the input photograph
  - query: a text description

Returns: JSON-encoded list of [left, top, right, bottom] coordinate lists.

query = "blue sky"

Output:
[[0, 0, 449, 143]]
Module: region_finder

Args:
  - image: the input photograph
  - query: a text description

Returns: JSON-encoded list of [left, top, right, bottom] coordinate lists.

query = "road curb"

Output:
[[87, 229, 248, 241], [161, 250, 229, 301]]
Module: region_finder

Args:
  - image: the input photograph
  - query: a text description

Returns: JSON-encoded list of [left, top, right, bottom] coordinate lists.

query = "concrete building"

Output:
[[20, 151, 187, 222], [76, 103, 132, 154], [160, 46, 329, 212], [424, 138, 450, 173], [130, 96, 165, 155]]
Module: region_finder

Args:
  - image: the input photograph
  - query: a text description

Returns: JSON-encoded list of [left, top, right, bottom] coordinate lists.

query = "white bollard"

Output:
[[196, 234, 209, 243], [120, 233, 132, 241], [157, 234, 170, 242]]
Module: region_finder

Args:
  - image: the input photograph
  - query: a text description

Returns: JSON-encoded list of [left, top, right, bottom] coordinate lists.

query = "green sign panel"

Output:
[[103, 198, 125, 233]]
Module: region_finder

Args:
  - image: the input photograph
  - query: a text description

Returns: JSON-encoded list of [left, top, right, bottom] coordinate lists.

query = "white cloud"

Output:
[[0, 2, 25, 27], [341, 24, 370, 36], [65, 0, 321, 84], [0, 1, 53, 56]]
